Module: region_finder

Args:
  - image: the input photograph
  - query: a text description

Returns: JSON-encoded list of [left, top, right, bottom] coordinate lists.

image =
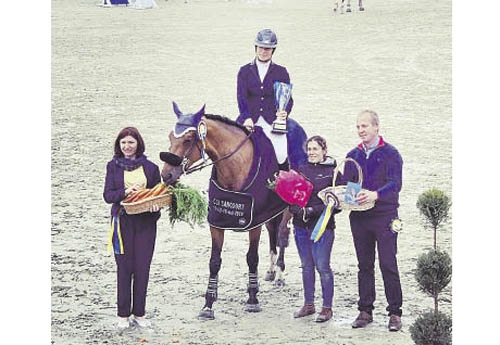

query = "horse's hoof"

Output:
[[274, 279, 286, 288], [346, 8, 352, 13], [359, 7, 365, 11], [198, 307, 215, 320], [245, 303, 262, 313], [264, 270, 276, 281]]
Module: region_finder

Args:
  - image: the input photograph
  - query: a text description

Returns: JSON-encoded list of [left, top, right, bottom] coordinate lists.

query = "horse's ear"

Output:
[[172, 101, 182, 118], [193, 104, 206, 123]]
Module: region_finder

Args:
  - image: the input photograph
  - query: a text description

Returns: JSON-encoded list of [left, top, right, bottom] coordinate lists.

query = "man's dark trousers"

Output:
[[350, 211, 402, 316]]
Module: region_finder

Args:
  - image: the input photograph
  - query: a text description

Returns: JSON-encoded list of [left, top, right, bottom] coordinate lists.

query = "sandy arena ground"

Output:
[[51, 0, 452, 344]]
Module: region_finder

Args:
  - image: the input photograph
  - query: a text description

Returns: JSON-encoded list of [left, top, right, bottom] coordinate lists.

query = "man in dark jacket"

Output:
[[342, 110, 404, 332]]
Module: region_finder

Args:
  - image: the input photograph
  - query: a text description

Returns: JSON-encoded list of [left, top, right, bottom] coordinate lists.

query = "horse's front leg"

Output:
[[275, 209, 292, 287], [198, 227, 224, 320], [359, 0, 364, 11], [246, 227, 262, 312]]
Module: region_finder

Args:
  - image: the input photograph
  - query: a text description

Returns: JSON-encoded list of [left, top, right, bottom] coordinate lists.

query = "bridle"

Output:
[[161, 130, 253, 176]]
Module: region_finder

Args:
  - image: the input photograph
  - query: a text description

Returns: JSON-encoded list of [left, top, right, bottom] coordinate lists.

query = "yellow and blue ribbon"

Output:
[[107, 216, 124, 254], [310, 202, 334, 243]]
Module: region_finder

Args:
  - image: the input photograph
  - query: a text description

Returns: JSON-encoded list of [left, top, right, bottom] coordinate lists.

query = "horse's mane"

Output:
[[205, 114, 250, 135]]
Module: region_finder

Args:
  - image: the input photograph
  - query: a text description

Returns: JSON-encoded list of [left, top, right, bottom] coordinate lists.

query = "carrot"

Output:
[[123, 191, 140, 203], [133, 189, 150, 201], [151, 183, 166, 197], [141, 189, 156, 200], [158, 184, 167, 195]]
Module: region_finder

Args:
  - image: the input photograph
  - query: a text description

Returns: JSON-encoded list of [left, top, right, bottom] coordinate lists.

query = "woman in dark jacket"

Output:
[[103, 127, 161, 329], [236, 28, 308, 171], [290, 136, 340, 323]]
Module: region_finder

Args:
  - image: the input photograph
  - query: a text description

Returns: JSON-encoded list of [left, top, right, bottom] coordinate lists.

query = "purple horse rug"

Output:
[[208, 127, 287, 231]]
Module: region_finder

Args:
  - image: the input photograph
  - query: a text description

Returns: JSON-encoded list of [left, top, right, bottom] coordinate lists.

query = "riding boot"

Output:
[[278, 159, 290, 171]]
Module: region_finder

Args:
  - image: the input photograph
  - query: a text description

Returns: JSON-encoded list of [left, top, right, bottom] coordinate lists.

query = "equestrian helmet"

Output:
[[254, 29, 278, 48]]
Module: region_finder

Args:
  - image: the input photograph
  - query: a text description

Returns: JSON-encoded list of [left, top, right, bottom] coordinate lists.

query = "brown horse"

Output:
[[160, 102, 291, 320], [334, 0, 365, 14]]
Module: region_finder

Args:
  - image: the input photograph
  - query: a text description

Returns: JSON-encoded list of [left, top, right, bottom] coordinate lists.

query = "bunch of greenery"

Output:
[[168, 183, 208, 228]]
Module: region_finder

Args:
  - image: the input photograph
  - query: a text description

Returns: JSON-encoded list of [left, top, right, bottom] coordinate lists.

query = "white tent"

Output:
[[129, 0, 158, 9]]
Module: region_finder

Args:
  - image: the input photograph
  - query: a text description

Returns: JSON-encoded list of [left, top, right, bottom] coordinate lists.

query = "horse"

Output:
[[334, 0, 364, 14], [160, 102, 292, 320]]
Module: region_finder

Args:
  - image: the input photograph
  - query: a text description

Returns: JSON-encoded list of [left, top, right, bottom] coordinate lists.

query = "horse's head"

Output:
[[160, 102, 205, 185]]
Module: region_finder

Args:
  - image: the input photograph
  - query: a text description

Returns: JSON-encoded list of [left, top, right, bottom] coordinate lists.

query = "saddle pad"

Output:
[[208, 179, 254, 230]]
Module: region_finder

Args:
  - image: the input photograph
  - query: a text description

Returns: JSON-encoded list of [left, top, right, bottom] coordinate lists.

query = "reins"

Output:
[[182, 131, 253, 175]]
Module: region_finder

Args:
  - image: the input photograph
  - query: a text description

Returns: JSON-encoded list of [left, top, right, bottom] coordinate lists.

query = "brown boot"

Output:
[[388, 314, 402, 331], [293, 304, 315, 318], [314, 307, 332, 323], [351, 311, 373, 328]]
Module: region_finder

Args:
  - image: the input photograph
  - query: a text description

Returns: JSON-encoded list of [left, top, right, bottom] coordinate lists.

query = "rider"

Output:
[[236, 28, 307, 171]]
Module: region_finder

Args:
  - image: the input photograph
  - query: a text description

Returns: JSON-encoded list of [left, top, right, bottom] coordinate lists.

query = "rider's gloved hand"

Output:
[[242, 118, 255, 131]]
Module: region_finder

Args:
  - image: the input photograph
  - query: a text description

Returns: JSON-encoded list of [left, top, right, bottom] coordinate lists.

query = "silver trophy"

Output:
[[272, 81, 293, 134]]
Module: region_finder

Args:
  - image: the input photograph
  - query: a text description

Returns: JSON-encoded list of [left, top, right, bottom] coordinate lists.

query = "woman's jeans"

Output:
[[294, 226, 335, 308]]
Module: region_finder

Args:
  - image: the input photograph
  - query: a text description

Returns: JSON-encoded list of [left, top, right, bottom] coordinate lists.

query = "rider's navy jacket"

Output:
[[236, 59, 307, 169], [236, 59, 293, 125]]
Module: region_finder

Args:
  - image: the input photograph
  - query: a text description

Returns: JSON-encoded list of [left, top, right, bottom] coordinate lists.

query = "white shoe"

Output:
[[117, 317, 130, 329], [132, 315, 151, 328]]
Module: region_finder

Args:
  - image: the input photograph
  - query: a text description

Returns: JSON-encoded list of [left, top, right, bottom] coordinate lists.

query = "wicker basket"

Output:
[[317, 158, 375, 212], [121, 192, 173, 215]]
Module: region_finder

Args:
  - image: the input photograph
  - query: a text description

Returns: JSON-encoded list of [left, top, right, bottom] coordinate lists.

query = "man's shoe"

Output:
[[351, 311, 373, 328], [293, 304, 315, 318], [388, 315, 402, 331], [314, 307, 332, 323]]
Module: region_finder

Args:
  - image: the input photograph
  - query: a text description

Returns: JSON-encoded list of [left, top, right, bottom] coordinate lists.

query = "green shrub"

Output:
[[416, 189, 451, 249], [410, 310, 452, 345], [415, 249, 452, 313], [412, 188, 453, 343]]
